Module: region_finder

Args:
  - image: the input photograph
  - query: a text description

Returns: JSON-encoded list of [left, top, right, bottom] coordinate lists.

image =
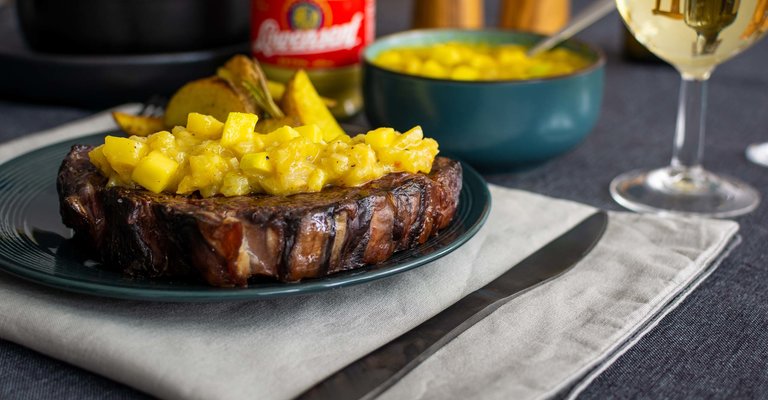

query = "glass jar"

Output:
[[251, 0, 376, 119]]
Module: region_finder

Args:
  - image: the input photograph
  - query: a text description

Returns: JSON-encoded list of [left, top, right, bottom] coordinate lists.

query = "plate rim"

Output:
[[0, 132, 491, 302]]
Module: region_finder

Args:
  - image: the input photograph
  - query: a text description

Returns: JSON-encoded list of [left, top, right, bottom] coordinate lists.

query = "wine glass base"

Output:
[[610, 166, 760, 218], [746, 143, 768, 167]]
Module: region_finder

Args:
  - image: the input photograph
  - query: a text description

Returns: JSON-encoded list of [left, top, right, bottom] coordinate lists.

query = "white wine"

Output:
[[612, 0, 766, 217], [617, 0, 768, 79]]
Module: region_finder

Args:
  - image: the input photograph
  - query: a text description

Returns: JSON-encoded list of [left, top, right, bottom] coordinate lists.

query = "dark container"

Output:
[[16, 0, 250, 54]]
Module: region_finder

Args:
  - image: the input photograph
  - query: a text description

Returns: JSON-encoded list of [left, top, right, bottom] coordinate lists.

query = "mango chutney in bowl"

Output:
[[362, 30, 605, 171], [372, 42, 591, 81]]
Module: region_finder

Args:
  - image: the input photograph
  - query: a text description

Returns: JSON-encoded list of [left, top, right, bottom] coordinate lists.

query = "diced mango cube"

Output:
[[240, 152, 273, 174], [307, 168, 327, 192], [221, 112, 258, 147], [172, 150, 188, 165], [220, 172, 251, 197], [271, 147, 293, 175], [102, 136, 148, 178], [230, 135, 265, 158], [196, 141, 226, 156], [173, 128, 202, 149], [265, 126, 300, 145], [131, 151, 179, 193], [186, 113, 224, 140], [394, 126, 424, 149], [176, 176, 195, 195], [147, 131, 175, 152], [328, 153, 350, 176], [227, 156, 239, 170], [364, 127, 396, 150], [106, 174, 131, 188], [275, 161, 313, 192], [128, 135, 148, 143], [349, 133, 366, 144], [376, 147, 398, 168], [295, 124, 324, 143], [199, 185, 219, 199], [419, 138, 440, 159], [258, 177, 282, 196], [88, 145, 113, 177], [185, 154, 228, 193], [288, 137, 320, 161], [342, 144, 384, 186], [326, 140, 350, 154]]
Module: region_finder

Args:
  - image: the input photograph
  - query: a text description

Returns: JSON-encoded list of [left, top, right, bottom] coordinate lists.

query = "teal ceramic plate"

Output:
[[0, 132, 491, 302]]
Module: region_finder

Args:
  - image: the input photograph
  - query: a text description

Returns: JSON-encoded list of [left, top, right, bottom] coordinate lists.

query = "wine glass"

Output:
[[610, 0, 767, 217], [745, 2, 768, 167]]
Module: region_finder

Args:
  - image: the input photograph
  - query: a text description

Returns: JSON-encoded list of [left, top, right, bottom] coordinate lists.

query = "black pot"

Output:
[[16, 0, 251, 54]]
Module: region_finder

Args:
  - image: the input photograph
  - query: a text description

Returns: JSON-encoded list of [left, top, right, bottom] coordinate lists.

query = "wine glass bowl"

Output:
[[610, 0, 767, 217]]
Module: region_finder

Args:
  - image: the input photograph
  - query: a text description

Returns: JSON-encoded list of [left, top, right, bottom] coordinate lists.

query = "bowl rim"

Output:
[[362, 28, 606, 85]]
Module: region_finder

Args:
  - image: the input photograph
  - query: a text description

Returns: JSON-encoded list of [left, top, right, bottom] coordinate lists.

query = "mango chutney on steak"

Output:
[[88, 112, 439, 197]]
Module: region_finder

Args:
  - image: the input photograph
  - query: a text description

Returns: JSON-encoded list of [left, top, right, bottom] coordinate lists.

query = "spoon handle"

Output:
[[527, 0, 616, 57]]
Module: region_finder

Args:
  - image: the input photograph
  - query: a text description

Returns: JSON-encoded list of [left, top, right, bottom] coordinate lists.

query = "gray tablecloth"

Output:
[[2, 0, 768, 399]]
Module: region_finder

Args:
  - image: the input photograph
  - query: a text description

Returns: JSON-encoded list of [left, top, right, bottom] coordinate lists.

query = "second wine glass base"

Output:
[[746, 143, 768, 167], [610, 166, 760, 218]]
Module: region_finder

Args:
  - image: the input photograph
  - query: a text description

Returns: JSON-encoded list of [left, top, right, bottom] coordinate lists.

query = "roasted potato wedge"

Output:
[[217, 55, 282, 118], [112, 112, 165, 137], [281, 69, 346, 141], [267, 80, 337, 109], [164, 77, 255, 128]]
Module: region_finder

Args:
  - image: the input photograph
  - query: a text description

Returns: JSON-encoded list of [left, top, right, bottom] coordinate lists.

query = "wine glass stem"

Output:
[[671, 76, 708, 172]]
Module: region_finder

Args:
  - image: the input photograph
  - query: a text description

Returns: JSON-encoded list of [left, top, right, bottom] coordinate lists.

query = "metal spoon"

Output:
[[526, 0, 616, 57]]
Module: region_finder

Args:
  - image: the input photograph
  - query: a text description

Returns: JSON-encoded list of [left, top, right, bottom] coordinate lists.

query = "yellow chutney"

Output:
[[88, 112, 439, 197], [372, 42, 591, 80]]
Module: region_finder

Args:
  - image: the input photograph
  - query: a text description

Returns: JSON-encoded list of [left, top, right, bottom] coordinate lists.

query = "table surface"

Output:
[[2, 0, 768, 399]]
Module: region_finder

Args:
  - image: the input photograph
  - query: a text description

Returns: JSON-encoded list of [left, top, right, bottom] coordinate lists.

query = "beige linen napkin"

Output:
[[0, 107, 738, 400]]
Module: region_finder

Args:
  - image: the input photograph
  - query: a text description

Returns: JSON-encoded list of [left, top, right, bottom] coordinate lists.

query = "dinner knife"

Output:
[[297, 211, 609, 400]]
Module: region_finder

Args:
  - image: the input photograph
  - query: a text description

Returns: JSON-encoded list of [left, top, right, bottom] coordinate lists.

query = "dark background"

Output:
[[2, 0, 768, 398]]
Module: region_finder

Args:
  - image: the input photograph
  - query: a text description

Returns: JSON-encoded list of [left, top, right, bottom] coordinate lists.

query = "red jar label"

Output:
[[251, 0, 375, 69]]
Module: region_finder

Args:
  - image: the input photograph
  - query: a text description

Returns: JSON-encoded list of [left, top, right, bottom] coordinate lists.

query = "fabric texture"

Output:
[[0, 108, 739, 400]]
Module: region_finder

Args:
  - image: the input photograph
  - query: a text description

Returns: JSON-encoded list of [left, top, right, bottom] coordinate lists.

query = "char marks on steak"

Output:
[[57, 145, 462, 287]]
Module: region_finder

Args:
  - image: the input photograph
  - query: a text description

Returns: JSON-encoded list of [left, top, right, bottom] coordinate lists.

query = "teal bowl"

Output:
[[363, 30, 605, 171]]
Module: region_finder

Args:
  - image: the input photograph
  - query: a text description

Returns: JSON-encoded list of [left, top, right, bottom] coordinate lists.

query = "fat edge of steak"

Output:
[[57, 145, 462, 287]]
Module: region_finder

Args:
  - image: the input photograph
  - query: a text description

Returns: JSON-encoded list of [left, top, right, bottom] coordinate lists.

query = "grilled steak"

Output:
[[57, 145, 462, 287]]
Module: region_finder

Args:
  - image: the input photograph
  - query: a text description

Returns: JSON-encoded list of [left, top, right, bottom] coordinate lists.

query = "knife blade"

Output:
[[297, 211, 609, 400]]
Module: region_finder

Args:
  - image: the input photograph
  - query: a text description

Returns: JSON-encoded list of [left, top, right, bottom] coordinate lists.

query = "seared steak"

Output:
[[57, 145, 462, 287]]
